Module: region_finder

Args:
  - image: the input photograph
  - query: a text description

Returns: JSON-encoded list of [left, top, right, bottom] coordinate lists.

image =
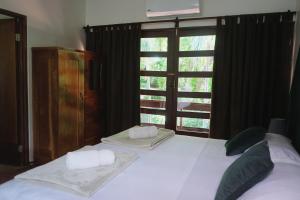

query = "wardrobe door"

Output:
[[84, 52, 102, 145], [0, 19, 18, 164], [57, 51, 84, 156], [32, 49, 58, 163]]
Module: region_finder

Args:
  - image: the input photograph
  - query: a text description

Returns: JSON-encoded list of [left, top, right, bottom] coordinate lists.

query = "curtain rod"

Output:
[[83, 10, 296, 30]]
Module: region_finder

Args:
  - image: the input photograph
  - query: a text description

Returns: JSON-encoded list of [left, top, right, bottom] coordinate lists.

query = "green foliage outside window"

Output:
[[141, 38, 168, 52]]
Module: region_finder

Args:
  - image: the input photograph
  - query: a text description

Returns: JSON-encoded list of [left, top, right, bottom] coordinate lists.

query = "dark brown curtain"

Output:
[[288, 49, 300, 152], [86, 24, 141, 136], [210, 13, 295, 139]]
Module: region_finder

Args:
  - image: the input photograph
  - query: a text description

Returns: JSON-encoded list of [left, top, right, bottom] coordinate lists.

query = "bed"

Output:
[[1, 134, 300, 200]]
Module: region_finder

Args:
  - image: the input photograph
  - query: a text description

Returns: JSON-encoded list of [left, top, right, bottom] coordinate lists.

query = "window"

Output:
[[139, 27, 216, 137]]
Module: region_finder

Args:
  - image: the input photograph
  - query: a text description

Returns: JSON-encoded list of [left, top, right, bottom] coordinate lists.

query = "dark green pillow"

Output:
[[215, 141, 274, 200], [225, 127, 266, 156]]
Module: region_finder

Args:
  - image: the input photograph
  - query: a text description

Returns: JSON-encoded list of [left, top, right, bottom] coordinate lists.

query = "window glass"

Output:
[[141, 114, 165, 125], [140, 76, 167, 91], [177, 117, 210, 129], [179, 36, 216, 51], [179, 57, 213, 72], [141, 38, 168, 52], [140, 57, 167, 71], [178, 78, 212, 92]]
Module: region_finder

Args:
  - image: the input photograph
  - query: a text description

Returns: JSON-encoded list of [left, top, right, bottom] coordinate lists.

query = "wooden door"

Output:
[[57, 51, 84, 156], [84, 52, 102, 145], [139, 27, 216, 138], [0, 19, 19, 164]]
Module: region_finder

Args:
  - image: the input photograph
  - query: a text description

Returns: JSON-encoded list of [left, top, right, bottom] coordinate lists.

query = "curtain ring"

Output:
[[237, 17, 240, 24], [222, 18, 226, 26]]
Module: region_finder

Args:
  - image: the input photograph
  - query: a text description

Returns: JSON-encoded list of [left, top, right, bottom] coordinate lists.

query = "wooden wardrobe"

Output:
[[83, 51, 103, 145], [32, 47, 102, 164]]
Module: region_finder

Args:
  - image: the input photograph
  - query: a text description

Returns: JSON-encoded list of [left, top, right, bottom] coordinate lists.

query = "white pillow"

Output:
[[265, 132, 291, 144], [266, 133, 300, 166]]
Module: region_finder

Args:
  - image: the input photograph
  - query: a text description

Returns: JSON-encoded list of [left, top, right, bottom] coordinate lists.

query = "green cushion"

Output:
[[225, 127, 266, 156], [215, 141, 274, 200]]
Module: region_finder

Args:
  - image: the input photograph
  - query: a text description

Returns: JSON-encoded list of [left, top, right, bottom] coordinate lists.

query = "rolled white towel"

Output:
[[66, 149, 115, 170], [98, 149, 116, 166], [128, 126, 158, 139]]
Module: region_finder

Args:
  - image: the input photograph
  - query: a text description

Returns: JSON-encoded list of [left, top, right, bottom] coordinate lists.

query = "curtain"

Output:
[[210, 13, 295, 139], [86, 24, 141, 136], [288, 49, 300, 152]]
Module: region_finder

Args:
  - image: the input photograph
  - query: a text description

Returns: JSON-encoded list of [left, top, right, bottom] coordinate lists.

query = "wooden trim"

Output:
[[178, 103, 211, 112], [140, 52, 168, 57], [19, 15, 28, 166], [178, 72, 213, 77], [140, 108, 166, 115], [141, 99, 211, 112], [140, 90, 166, 96], [141, 29, 174, 37], [0, 8, 26, 18], [166, 28, 177, 130], [178, 50, 214, 57], [177, 127, 209, 133], [140, 99, 166, 109], [178, 27, 216, 36], [0, 8, 28, 165], [140, 71, 167, 77], [177, 92, 211, 98], [177, 111, 211, 119], [176, 130, 209, 138]]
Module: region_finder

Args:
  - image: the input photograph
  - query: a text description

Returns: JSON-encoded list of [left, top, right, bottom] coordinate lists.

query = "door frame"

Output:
[[140, 29, 175, 130], [175, 27, 215, 137], [0, 8, 28, 165], [139, 26, 215, 138]]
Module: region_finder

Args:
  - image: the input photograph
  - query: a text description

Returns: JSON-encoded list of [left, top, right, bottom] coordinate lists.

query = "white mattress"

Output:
[[1, 135, 300, 200]]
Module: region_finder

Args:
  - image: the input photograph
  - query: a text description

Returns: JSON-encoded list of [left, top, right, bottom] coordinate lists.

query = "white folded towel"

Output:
[[66, 149, 115, 170], [128, 126, 158, 139]]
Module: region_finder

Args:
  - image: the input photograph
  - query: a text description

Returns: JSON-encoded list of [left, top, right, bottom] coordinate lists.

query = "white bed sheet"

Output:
[[0, 136, 210, 200], [177, 140, 300, 200], [1, 135, 300, 200]]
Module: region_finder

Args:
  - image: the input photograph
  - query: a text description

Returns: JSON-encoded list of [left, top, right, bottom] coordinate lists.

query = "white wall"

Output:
[[86, 0, 297, 25], [0, 0, 86, 161]]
